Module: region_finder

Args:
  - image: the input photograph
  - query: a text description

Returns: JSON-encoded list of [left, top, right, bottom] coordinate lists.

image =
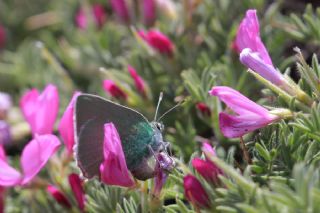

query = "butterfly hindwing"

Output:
[[74, 94, 158, 179]]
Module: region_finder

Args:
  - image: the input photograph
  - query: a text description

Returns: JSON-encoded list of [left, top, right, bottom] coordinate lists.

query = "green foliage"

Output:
[[3, 0, 320, 212]]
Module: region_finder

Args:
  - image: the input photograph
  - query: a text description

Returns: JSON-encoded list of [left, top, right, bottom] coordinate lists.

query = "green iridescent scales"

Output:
[[122, 122, 156, 170]]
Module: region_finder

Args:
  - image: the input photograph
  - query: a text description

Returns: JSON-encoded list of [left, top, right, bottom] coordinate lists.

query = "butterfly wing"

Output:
[[74, 94, 158, 179]]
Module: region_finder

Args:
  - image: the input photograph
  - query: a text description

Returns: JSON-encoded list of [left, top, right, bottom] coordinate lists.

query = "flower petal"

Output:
[[143, 0, 156, 26], [21, 134, 60, 185], [209, 86, 270, 116], [68, 173, 85, 211], [0, 158, 21, 186], [128, 65, 146, 97], [236, 9, 272, 65], [110, 0, 130, 23], [183, 175, 210, 208], [99, 123, 134, 187], [58, 92, 81, 155], [47, 185, 72, 209], [240, 48, 284, 85], [219, 112, 277, 138], [20, 84, 59, 136]]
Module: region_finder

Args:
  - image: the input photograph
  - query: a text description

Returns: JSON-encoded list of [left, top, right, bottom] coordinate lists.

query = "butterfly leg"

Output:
[[148, 145, 161, 165]]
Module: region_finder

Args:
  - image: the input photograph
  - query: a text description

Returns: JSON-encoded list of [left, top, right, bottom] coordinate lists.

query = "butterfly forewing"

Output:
[[74, 94, 154, 179]]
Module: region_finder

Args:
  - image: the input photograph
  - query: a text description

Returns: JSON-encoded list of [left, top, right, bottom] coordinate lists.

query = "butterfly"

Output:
[[74, 93, 175, 180]]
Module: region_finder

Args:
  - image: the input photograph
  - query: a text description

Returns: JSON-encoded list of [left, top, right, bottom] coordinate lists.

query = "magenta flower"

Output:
[[183, 175, 210, 209], [236, 9, 272, 65], [20, 84, 59, 136], [99, 123, 135, 187], [103, 80, 127, 100], [68, 173, 86, 211], [75, 4, 107, 30], [0, 92, 12, 120], [0, 134, 60, 186], [58, 92, 81, 155], [0, 25, 5, 49], [196, 102, 211, 116], [143, 0, 156, 26], [192, 157, 222, 185], [127, 65, 147, 97], [47, 185, 72, 209], [110, 0, 130, 23], [138, 30, 174, 56], [209, 86, 279, 138]]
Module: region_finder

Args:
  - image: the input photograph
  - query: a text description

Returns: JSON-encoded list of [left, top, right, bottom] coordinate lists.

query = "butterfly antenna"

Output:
[[154, 92, 164, 121], [157, 99, 185, 122]]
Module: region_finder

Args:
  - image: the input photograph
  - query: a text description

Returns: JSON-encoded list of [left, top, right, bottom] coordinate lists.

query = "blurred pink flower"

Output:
[[20, 84, 59, 136], [0, 146, 5, 213], [0, 92, 12, 120], [100, 123, 134, 187], [75, 4, 107, 29], [143, 0, 156, 26], [47, 185, 72, 209], [110, 0, 130, 23], [58, 92, 81, 155], [68, 173, 86, 211], [0, 134, 60, 186], [103, 80, 127, 100], [209, 86, 279, 138], [196, 102, 211, 116], [127, 65, 147, 97], [0, 25, 5, 49], [183, 175, 210, 209], [138, 30, 174, 56], [0, 121, 11, 146], [236, 9, 272, 65]]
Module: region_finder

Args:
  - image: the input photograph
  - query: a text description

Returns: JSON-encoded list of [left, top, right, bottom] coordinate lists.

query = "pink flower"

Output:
[[99, 123, 135, 187], [183, 175, 210, 209], [209, 86, 279, 138], [236, 9, 272, 65], [202, 142, 216, 159], [0, 25, 5, 49], [138, 30, 174, 56], [20, 84, 59, 136], [236, 10, 287, 87], [47, 185, 72, 209], [196, 102, 211, 116], [240, 48, 285, 86], [192, 158, 222, 185], [0, 134, 60, 186], [68, 174, 86, 211], [127, 65, 147, 97], [0, 92, 11, 120], [142, 0, 156, 26], [75, 4, 107, 29], [110, 0, 130, 23], [58, 92, 81, 155], [0, 121, 11, 146], [103, 80, 127, 100]]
